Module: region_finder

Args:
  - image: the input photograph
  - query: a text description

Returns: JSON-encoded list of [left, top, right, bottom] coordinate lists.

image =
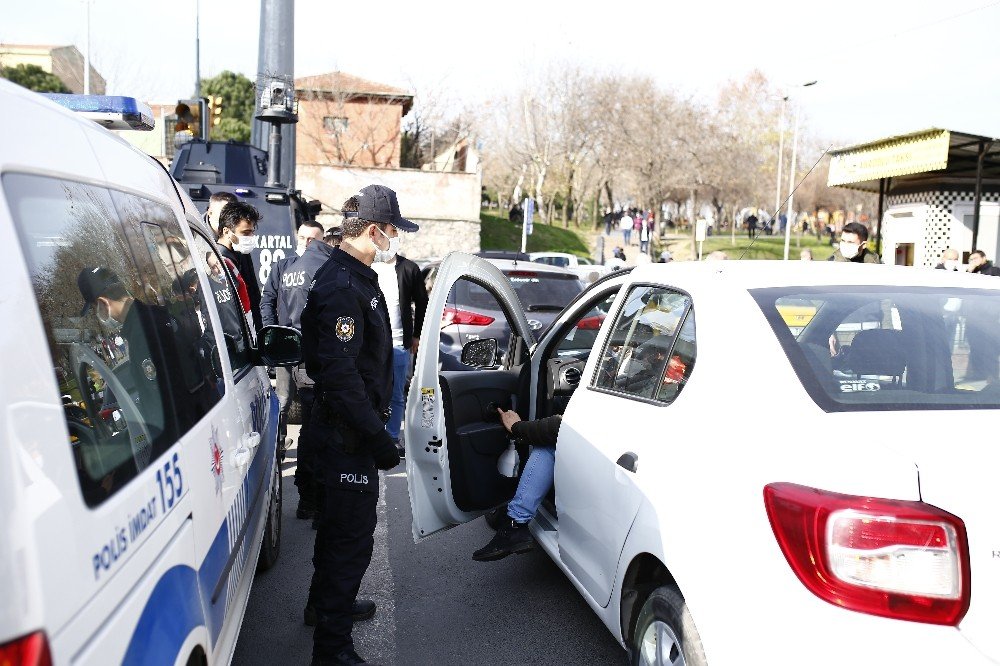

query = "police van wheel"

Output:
[[258, 451, 282, 571], [286, 396, 303, 425]]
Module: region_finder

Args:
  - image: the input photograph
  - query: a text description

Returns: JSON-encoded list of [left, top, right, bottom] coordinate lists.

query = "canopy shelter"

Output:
[[828, 129, 1000, 266]]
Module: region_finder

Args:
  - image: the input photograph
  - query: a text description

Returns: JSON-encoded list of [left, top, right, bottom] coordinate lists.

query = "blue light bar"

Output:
[[40, 94, 155, 131]]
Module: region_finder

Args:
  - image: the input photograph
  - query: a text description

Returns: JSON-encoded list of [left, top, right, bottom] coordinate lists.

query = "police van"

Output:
[[0, 79, 300, 664]]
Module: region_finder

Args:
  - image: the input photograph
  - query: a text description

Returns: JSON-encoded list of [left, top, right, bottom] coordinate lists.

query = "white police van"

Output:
[[0, 79, 299, 664]]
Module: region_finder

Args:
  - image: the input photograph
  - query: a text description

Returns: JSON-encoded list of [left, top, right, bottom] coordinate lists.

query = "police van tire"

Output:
[[258, 451, 282, 571], [286, 396, 303, 425]]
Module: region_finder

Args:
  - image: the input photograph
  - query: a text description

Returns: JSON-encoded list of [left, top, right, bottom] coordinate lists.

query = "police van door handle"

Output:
[[616, 452, 638, 473]]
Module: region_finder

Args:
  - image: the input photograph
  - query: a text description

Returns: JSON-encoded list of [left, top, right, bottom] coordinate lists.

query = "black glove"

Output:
[[371, 431, 401, 471]]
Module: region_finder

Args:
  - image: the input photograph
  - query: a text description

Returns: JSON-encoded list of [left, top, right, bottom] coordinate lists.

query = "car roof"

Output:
[[628, 260, 1000, 292], [486, 258, 581, 277]]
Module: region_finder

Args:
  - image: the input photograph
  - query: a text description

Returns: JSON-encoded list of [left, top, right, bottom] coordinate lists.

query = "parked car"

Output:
[[429, 258, 586, 368], [529, 251, 610, 282], [405, 254, 1000, 665], [0, 81, 300, 665]]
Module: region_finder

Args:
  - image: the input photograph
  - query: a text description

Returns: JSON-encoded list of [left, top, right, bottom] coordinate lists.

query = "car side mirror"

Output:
[[461, 338, 499, 368], [256, 325, 302, 367]]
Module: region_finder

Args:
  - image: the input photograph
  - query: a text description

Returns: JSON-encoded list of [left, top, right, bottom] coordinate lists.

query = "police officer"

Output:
[[300, 184, 418, 666], [260, 219, 328, 513]]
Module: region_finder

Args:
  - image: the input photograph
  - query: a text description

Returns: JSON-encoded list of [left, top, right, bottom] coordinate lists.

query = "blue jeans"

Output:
[[507, 446, 555, 523], [386, 347, 410, 441], [622, 229, 632, 245]]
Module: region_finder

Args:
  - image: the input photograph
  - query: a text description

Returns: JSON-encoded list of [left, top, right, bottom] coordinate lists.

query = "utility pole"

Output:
[[252, 0, 296, 188], [194, 0, 201, 98], [83, 0, 91, 94]]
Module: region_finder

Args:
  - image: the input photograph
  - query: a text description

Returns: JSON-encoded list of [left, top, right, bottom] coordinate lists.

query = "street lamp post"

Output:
[[83, 0, 91, 94], [774, 96, 787, 222], [782, 80, 817, 261]]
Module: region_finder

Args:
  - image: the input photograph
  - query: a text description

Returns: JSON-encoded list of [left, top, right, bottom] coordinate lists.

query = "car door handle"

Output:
[[616, 451, 638, 473]]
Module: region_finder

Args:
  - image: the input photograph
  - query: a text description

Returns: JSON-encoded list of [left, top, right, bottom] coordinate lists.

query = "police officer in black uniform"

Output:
[[261, 219, 329, 516], [300, 184, 418, 666]]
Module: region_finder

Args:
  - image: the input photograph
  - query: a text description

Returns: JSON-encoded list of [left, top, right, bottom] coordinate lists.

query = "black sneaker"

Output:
[[311, 648, 368, 665], [484, 506, 507, 531], [304, 599, 378, 626], [472, 518, 534, 561]]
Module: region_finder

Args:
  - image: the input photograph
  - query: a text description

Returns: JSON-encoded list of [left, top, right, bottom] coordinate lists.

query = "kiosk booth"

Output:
[[828, 129, 1000, 267]]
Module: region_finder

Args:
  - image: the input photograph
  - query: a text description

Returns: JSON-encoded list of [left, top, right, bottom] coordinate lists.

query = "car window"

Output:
[[4, 173, 197, 506], [755, 286, 1000, 411], [555, 290, 620, 358], [111, 192, 225, 425], [593, 285, 695, 402], [190, 232, 253, 374], [441, 277, 519, 369]]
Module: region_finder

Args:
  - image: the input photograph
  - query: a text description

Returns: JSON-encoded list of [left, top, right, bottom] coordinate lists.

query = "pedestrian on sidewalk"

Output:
[[619, 210, 633, 246]]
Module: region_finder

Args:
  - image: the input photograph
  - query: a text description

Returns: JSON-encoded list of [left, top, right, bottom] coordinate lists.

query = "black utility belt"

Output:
[[316, 392, 390, 424]]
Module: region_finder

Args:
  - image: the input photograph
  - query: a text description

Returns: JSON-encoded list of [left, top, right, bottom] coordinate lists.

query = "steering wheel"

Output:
[[71, 343, 154, 471]]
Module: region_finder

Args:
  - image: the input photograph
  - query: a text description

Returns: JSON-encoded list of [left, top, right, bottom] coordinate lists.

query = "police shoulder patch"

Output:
[[335, 316, 355, 341]]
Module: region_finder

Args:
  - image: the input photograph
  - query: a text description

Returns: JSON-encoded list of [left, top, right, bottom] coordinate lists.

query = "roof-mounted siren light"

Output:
[[40, 94, 155, 131]]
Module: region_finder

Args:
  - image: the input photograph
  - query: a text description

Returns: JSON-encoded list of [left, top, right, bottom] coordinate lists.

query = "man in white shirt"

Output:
[[372, 251, 428, 455]]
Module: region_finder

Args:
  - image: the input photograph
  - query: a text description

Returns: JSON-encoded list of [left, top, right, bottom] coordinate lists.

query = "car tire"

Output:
[[286, 395, 303, 425], [257, 450, 282, 571], [630, 585, 706, 666]]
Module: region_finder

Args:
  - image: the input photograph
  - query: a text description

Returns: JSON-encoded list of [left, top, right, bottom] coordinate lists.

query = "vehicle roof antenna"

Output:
[[738, 144, 832, 261]]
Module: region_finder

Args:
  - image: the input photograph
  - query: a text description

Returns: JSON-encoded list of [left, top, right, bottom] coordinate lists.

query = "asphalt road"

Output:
[[233, 426, 624, 665]]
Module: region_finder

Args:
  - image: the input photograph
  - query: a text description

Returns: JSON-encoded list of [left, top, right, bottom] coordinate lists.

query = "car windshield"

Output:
[[752, 286, 1000, 411], [453, 270, 584, 311]]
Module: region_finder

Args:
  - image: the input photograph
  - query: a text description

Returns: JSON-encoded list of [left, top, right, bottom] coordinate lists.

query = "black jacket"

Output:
[[300, 248, 393, 441], [218, 244, 263, 331], [261, 241, 335, 330], [972, 260, 1000, 276], [394, 255, 429, 349], [510, 415, 562, 447]]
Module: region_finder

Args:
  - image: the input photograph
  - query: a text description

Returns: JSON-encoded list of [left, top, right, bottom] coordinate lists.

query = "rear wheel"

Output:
[[257, 450, 282, 570], [630, 586, 706, 666]]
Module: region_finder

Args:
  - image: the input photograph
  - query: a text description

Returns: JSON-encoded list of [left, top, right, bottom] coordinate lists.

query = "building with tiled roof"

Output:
[[295, 71, 413, 168], [0, 43, 105, 94]]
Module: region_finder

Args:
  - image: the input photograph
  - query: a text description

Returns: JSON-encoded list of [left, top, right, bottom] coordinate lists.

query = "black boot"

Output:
[[304, 599, 378, 626], [484, 505, 507, 531], [472, 518, 534, 561], [311, 648, 368, 665]]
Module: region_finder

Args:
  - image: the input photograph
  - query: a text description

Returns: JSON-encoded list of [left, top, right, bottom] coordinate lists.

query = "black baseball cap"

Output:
[[345, 184, 419, 232], [77, 267, 122, 316]]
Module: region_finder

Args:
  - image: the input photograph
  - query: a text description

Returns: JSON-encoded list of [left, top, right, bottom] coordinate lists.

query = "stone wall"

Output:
[[296, 163, 482, 260]]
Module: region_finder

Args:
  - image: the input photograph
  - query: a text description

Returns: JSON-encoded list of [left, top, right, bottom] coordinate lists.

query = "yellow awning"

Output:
[[828, 129, 951, 187]]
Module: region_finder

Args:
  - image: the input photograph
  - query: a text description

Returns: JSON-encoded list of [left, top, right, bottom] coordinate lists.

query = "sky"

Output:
[[5, 0, 1000, 147]]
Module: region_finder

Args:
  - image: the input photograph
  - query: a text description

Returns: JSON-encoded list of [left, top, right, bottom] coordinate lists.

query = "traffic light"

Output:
[[174, 98, 209, 147], [208, 95, 223, 128]]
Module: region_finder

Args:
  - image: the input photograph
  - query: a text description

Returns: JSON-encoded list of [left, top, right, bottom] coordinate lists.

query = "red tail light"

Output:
[[441, 307, 495, 327], [506, 270, 538, 278], [763, 482, 970, 625], [0, 632, 52, 666], [576, 315, 604, 330]]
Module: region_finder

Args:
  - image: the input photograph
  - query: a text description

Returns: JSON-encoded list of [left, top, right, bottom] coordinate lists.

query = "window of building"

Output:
[[323, 116, 349, 135]]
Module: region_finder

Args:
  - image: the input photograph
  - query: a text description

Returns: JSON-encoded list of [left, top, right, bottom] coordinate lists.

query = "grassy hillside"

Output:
[[693, 233, 839, 261], [480, 211, 591, 256]]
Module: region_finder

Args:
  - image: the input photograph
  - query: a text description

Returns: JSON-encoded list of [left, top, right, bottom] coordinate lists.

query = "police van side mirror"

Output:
[[461, 338, 499, 368], [256, 325, 302, 367]]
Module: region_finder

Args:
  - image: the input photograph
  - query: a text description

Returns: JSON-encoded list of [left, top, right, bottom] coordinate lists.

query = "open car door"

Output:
[[405, 252, 535, 541]]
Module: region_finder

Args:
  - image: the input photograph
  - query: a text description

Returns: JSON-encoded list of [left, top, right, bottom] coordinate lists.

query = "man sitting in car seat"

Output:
[[473, 408, 562, 562]]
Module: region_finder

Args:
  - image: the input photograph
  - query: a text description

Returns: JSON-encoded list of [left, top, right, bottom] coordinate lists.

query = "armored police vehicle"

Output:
[[0, 80, 300, 664]]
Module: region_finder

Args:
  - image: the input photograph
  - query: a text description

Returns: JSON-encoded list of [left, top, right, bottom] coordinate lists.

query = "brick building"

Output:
[[295, 72, 413, 168], [0, 44, 105, 94]]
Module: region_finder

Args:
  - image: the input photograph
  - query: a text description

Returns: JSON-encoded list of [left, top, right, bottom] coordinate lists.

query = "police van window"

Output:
[[190, 232, 252, 374], [4, 173, 182, 506], [109, 190, 226, 419], [593, 286, 692, 402]]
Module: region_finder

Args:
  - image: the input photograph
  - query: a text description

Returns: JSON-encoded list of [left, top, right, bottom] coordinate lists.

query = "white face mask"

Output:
[[231, 232, 256, 255], [97, 301, 123, 332], [839, 242, 860, 259], [371, 226, 400, 263], [944, 259, 959, 271]]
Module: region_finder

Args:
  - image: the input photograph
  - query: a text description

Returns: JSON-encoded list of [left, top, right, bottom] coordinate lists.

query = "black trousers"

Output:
[[309, 418, 380, 658], [295, 387, 319, 510]]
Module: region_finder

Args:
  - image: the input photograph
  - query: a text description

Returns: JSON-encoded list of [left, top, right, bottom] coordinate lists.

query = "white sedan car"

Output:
[[529, 251, 610, 282], [405, 254, 1000, 665]]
